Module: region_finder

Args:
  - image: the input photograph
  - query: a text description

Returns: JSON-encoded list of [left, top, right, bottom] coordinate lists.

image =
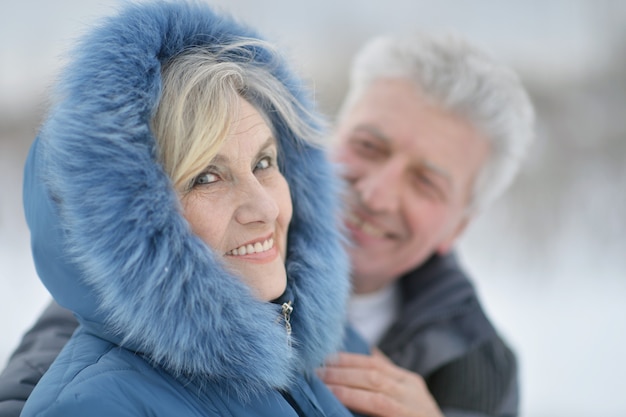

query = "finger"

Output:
[[370, 348, 405, 375], [319, 363, 392, 393], [325, 351, 375, 368], [371, 347, 391, 362], [326, 351, 399, 375], [323, 351, 409, 385], [325, 384, 406, 417]]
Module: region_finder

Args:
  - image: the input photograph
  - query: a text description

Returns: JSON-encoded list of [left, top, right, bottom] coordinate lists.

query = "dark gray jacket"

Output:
[[0, 302, 76, 417], [378, 253, 518, 417]]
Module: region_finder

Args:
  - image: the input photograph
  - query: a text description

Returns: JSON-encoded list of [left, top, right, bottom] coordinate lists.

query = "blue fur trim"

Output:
[[29, 1, 350, 398]]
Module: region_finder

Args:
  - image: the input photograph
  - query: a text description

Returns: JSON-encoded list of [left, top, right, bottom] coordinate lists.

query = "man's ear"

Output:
[[436, 217, 470, 255]]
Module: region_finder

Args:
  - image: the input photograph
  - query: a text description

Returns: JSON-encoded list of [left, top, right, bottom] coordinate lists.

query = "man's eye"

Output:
[[194, 172, 220, 185], [352, 138, 385, 159], [411, 173, 446, 202]]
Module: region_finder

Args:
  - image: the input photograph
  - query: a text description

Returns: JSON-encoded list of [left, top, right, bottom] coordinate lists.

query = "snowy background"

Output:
[[1, 1, 625, 416]]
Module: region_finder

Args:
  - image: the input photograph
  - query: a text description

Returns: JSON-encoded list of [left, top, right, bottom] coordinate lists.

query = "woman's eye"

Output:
[[194, 172, 220, 185], [255, 156, 272, 171]]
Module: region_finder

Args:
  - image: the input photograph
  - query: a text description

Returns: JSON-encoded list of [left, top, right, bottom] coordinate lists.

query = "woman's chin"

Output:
[[226, 258, 288, 302]]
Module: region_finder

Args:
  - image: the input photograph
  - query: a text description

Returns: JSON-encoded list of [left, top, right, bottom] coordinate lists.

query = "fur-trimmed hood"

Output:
[[23, 1, 349, 397]]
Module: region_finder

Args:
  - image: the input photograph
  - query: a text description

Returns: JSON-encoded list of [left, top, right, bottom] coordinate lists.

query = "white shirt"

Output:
[[348, 283, 400, 347]]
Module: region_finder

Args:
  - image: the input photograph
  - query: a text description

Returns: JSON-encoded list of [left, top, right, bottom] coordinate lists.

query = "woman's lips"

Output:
[[227, 237, 274, 256], [225, 237, 278, 263]]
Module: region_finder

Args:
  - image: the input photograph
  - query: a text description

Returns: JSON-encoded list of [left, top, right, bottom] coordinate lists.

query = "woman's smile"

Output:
[[226, 235, 278, 262]]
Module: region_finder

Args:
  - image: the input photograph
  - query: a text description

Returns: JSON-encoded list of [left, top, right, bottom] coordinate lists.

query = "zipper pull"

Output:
[[281, 301, 293, 347]]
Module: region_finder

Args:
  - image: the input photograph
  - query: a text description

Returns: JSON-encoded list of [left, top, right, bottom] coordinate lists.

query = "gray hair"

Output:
[[338, 33, 535, 213]]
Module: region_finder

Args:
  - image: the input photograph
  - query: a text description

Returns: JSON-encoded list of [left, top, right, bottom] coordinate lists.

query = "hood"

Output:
[[23, 1, 350, 397]]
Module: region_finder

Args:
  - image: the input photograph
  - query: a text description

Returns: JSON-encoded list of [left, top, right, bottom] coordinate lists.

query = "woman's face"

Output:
[[181, 98, 293, 301]]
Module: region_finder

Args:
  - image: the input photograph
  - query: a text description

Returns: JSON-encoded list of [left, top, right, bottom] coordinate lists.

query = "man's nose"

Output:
[[234, 177, 280, 225], [354, 160, 402, 213]]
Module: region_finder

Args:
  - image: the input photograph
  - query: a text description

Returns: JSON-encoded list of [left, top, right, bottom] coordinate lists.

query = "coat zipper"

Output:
[[281, 301, 293, 348]]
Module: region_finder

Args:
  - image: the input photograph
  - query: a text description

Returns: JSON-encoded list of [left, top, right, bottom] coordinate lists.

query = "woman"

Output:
[[20, 2, 357, 416]]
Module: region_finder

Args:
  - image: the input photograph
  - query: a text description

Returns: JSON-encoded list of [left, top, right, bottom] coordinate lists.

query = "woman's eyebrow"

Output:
[[208, 136, 277, 165], [208, 154, 228, 165], [257, 136, 277, 154]]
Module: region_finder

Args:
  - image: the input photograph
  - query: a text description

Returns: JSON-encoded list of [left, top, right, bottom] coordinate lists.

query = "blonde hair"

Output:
[[152, 39, 323, 192]]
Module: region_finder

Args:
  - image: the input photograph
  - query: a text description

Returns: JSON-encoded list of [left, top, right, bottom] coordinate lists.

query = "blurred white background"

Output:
[[1, 1, 625, 416]]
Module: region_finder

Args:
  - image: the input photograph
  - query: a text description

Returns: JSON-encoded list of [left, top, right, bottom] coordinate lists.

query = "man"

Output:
[[318, 33, 534, 417], [0, 33, 533, 417]]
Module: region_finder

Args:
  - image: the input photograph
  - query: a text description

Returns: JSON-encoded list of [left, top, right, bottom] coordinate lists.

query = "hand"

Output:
[[318, 349, 444, 417]]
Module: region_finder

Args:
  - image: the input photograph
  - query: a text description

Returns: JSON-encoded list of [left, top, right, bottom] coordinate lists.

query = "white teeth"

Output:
[[361, 221, 385, 238], [347, 212, 385, 238], [229, 238, 274, 256]]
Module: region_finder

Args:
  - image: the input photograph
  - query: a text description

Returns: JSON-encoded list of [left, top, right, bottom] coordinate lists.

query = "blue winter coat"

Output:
[[20, 2, 356, 416]]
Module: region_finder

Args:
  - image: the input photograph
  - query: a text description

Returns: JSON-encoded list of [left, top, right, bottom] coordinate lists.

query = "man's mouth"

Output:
[[345, 211, 386, 238], [227, 238, 274, 256]]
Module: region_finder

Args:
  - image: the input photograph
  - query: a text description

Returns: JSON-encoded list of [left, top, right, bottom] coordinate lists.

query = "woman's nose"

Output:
[[234, 177, 280, 225], [354, 160, 402, 213]]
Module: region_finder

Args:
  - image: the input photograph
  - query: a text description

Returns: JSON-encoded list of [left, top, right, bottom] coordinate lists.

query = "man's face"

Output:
[[332, 78, 490, 294]]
